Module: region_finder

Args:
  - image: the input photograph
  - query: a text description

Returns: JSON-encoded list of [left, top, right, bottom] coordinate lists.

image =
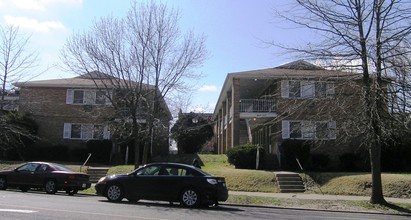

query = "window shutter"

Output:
[[328, 121, 336, 139], [66, 90, 74, 104], [281, 120, 290, 139], [301, 81, 314, 98], [281, 80, 289, 98], [326, 83, 335, 98], [103, 125, 111, 139], [63, 123, 71, 139]]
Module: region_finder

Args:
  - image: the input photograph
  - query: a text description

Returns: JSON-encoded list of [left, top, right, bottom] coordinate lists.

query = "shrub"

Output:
[[25, 143, 69, 161], [86, 140, 112, 164], [339, 153, 360, 171], [280, 140, 311, 170], [310, 154, 330, 171], [226, 144, 265, 169]]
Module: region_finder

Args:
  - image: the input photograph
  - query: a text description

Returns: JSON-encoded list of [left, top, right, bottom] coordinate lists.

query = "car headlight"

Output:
[[206, 178, 218, 185], [97, 177, 106, 183]]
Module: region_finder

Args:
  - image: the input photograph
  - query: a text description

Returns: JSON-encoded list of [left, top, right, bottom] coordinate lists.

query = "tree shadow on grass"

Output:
[[384, 202, 411, 214]]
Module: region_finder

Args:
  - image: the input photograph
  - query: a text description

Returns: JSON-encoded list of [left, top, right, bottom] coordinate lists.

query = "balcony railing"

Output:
[[239, 99, 276, 113]]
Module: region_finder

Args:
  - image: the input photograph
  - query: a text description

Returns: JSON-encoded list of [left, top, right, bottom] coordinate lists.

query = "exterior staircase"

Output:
[[86, 167, 110, 183], [239, 120, 250, 145], [275, 171, 305, 193]]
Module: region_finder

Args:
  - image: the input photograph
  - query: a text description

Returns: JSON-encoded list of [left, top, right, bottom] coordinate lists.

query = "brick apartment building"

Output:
[[213, 60, 364, 170], [14, 72, 172, 163]]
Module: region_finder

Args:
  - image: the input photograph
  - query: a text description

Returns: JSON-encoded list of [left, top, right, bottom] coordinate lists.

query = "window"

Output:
[[66, 89, 111, 105], [289, 81, 301, 97], [315, 122, 329, 139], [95, 91, 107, 104], [315, 82, 327, 98], [63, 123, 110, 140], [38, 164, 49, 172], [289, 121, 302, 138], [73, 91, 84, 104], [281, 80, 335, 99], [164, 167, 187, 176], [137, 165, 161, 176], [282, 120, 336, 140], [71, 124, 81, 139], [301, 121, 315, 139], [17, 163, 39, 172]]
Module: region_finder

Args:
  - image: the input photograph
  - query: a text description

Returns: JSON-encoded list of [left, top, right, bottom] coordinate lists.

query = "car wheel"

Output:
[[0, 177, 7, 190], [106, 184, 124, 202], [66, 189, 78, 195], [44, 179, 57, 194], [180, 188, 200, 207]]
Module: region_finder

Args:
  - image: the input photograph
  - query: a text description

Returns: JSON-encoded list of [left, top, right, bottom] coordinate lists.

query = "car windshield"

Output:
[[51, 163, 74, 172]]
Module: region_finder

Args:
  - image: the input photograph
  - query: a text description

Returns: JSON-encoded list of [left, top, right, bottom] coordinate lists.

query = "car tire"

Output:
[[0, 177, 7, 190], [106, 184, 124, 202], [44, 179, 58, 194], [180, 188, 200, 208]]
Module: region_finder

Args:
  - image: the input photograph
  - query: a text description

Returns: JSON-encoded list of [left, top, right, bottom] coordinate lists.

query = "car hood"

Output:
[[107, 174, 128, 179]]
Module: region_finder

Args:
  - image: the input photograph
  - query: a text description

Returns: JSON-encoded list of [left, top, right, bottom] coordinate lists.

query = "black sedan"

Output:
[[95, 162, 228, 207], [0, 162, 91, 195]]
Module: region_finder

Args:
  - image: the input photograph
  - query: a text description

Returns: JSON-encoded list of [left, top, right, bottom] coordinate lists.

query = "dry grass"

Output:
[[306, 172, 411, 198]]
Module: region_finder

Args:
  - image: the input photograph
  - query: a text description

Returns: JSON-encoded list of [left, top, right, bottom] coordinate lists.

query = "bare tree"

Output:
[[273, 0, 411, 204], [0, 25, 39, 111], [60, 1, 207, 168]]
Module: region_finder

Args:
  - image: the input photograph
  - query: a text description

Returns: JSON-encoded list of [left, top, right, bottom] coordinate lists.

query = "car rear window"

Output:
[[52, 163, 73, 172]]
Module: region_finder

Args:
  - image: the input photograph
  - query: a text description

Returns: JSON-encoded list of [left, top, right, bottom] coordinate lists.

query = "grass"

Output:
[[305, 172, 411, 198]]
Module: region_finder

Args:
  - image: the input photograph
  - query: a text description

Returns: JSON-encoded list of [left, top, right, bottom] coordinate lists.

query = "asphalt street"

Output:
[[0, 189, 410, 220]]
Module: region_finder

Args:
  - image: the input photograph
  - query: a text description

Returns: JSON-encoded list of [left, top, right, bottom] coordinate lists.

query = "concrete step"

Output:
[[279, 188, 306, 193], [279, 185, 305, 190], [277, 177, 302, 181], [277, 180, 305, 185], [274, 171, 306, 193]]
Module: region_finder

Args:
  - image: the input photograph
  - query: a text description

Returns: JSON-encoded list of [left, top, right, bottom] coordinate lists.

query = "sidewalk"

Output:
[[229, 191, 411, 204]]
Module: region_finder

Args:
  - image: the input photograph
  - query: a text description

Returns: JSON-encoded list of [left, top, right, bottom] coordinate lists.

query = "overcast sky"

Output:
[[0, 0, 311, 113]]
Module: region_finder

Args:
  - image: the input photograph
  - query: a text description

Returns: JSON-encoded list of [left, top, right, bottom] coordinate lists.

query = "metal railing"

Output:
[[239, 99, 276, 112], [296, 157, 324, 195]]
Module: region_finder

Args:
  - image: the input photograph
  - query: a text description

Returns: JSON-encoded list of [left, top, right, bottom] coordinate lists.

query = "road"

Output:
[[0, 189, 409, 220]]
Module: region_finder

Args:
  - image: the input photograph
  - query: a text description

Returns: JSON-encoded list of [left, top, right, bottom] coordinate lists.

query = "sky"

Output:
[[0, 0, 310, 114]]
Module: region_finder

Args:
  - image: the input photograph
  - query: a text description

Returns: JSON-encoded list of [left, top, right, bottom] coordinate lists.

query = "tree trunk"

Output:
[[134, 139, 140, 169], [369, 143, 386, 204]]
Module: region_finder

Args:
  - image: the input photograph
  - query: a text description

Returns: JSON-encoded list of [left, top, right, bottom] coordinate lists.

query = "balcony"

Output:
[[239, 99, 277, 118]]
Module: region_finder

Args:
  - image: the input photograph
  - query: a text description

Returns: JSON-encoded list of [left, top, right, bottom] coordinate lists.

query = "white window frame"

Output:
[[281, 120, 336, 140], [281, 80, 335, 99], [66, 89, 112, 105], [63, 123, 110, 140]]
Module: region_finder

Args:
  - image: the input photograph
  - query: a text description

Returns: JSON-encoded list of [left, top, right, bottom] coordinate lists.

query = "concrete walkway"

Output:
[[229, 191, 411, 204]]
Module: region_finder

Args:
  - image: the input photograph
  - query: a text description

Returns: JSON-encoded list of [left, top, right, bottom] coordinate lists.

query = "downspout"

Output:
[[245, 119, 252, 143]]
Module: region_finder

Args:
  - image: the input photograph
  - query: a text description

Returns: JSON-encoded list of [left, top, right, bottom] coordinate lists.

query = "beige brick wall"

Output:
[[19, 87, 113, 147]]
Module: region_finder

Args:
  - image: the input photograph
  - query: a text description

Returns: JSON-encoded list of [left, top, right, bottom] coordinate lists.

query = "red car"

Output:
[[0, 162, 91, 195]]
